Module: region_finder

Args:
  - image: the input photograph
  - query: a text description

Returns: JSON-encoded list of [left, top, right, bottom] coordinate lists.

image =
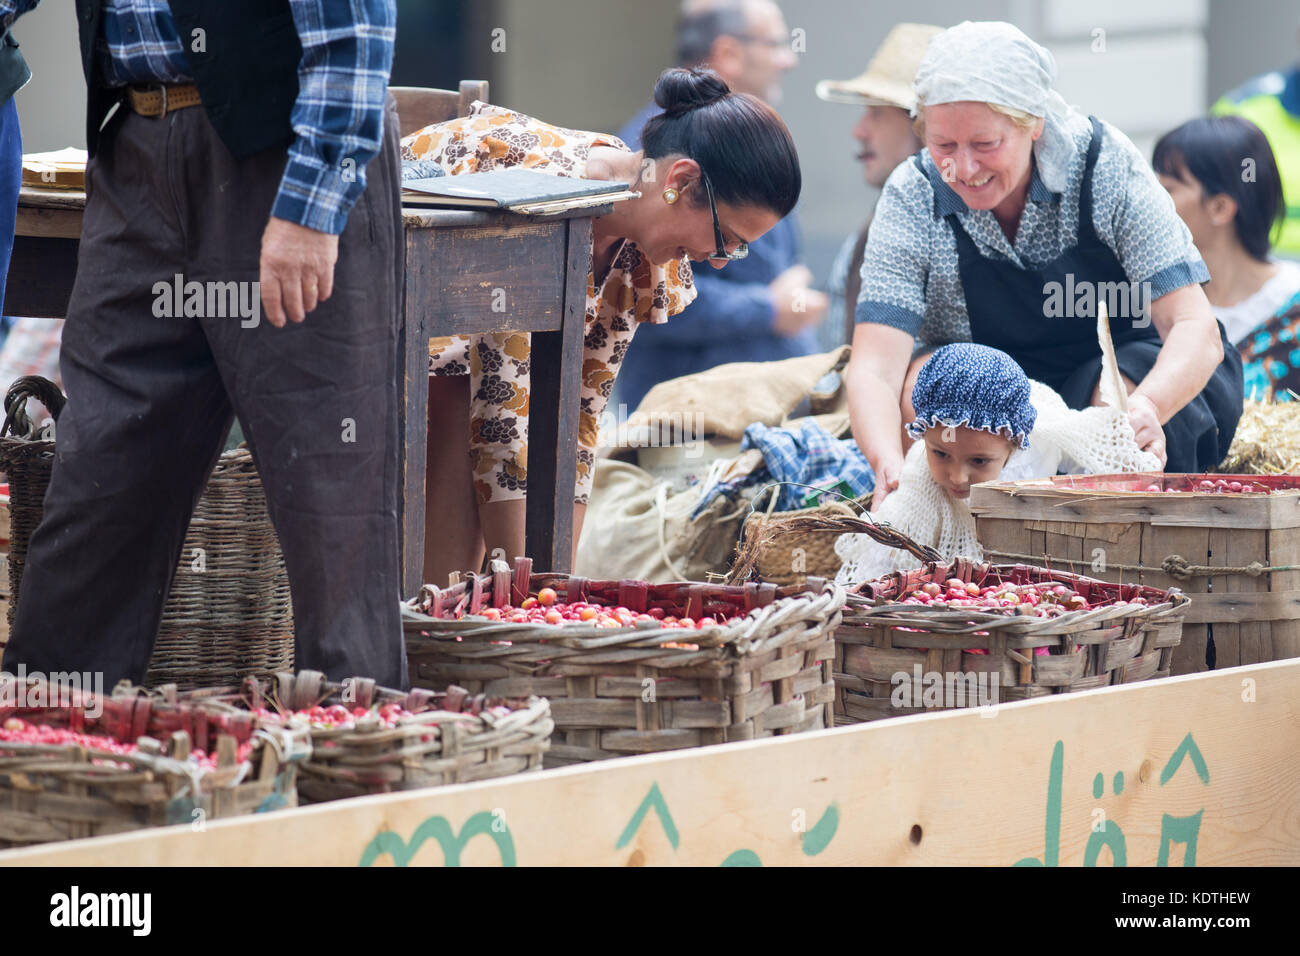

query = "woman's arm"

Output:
[[1096, 121, 1223, 456], [847, 163, 937, 506], [847, 321, 914, 508], [1127, 283, 1223, 457]]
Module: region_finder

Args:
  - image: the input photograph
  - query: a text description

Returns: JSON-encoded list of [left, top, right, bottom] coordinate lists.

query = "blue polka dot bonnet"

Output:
[[906, 343, 1036, 449]]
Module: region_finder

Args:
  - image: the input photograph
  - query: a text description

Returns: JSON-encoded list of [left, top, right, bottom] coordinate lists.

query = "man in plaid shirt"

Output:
[[1, 1, 407, 688]]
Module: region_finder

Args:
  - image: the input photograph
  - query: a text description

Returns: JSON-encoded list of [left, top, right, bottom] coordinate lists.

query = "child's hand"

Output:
[[870, 458, 903, 510]]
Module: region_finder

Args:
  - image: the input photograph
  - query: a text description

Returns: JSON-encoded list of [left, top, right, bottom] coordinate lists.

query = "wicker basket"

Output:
[[403, 557, 844, 766], [730, 485, 872, 586], [0, 677, 307, 848], [832, 551, 1189, 724], [0, 376, 294, 688], [246, 670, 552, 803]]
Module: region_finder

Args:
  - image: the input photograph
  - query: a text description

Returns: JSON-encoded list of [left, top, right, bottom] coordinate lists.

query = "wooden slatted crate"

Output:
[[971, 473, 1300, 675]]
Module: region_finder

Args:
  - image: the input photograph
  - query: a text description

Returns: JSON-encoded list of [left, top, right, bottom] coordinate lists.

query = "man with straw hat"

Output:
[[817, 22, 943, 347]]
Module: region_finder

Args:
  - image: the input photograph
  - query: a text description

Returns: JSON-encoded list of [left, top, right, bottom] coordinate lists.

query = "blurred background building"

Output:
[[11, 0, 1299, 296]]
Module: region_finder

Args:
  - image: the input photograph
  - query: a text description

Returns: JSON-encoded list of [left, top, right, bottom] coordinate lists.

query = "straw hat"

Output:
[[815, 23, 945, 110]]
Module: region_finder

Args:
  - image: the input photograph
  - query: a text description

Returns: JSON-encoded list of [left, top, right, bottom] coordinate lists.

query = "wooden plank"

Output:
[[5, 659, 1298, 867], [1078, 521, 1143, 586], [407, 220, 570, 336], [968, 487, 1300, 530], [14, 205, 82, 239], [401, 203, 617, 231], [1172, 589, 1300, 624], [1264, 528, 1300, 663], [1141, 523, 1210, 675], [974, 516, 1031, 567], [17, 186, 86, 210], [1206, 528, 1239, 672]]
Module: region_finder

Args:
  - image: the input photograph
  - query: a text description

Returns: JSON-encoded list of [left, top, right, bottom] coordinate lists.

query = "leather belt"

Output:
[[125, 83, 203, 118]]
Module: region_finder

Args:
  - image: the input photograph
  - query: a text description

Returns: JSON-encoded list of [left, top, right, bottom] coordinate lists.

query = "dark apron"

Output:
[[916, 116, 1243, 472]]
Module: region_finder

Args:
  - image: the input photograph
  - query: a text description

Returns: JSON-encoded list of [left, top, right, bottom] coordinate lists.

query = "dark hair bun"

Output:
[[653, 67, 730, 116]]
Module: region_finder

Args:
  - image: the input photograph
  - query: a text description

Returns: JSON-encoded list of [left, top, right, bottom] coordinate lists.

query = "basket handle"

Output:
[[801, 514, 942, 563], [727, 509, 941, 585], [2, 375, 67, 440]]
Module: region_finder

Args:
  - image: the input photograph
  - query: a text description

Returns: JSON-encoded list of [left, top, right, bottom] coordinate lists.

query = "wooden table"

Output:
[[5, 187, 600, 596]]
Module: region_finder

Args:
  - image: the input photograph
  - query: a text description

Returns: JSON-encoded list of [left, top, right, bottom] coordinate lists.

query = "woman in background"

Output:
[[1154, 116, 1300, 400]]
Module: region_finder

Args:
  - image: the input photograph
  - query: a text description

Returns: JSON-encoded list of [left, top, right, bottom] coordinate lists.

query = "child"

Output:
[[835, 342, 1159, 584]]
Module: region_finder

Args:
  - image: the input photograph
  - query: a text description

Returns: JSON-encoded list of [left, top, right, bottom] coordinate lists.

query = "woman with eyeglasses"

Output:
[[402, 67, 800, 583]]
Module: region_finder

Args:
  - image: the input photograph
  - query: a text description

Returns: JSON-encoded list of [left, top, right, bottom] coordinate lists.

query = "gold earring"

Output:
[[663, 188, 679, 204]]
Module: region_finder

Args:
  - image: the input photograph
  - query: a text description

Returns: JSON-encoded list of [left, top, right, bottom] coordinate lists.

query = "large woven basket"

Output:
[[403, 557, 844, 767], [833, 556, 1188, 723], [0, 376, 294, 688], [247, 670, 552, 803], [0, 676, 307, 848]]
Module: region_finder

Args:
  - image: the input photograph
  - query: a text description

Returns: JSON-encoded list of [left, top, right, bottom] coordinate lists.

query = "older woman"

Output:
[[404, 68, 801, 582], [848, 21, 1242, 506]]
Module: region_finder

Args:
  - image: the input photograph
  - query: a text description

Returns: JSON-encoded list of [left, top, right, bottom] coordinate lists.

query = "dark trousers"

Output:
[[1, 95, 407, 689]]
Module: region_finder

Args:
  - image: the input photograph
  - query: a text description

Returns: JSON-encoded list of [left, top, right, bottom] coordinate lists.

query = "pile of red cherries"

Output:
[[0, 716, 254, 769], [895, 578, 1142, 617], [456, 588, 746, 631], [1144, 478, 1271, 494]]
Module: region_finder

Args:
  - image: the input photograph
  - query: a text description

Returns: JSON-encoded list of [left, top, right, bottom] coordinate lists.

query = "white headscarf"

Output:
[[913, 21, 1078, 194]]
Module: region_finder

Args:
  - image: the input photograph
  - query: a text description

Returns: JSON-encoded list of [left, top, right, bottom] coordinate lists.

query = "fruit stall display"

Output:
[[107, 672, 553, 804], [970, 472, 1300, 674], [402, 557, 845, 766], [242, 671, 552, 803], [830, 546, 1188, 724], [0, 678, 308, 848]]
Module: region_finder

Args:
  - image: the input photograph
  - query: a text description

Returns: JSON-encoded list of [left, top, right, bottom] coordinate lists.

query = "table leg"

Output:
[[399, 231, 430, 598], [525, 218, 587, 572]]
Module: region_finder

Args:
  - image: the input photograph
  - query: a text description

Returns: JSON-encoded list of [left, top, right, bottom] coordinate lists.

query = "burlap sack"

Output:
[[626, 346, 851, 441], [574, 457, 758, 583]]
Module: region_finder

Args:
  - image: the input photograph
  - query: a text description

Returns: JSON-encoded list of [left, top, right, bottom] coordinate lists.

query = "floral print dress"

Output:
[[401, 102, 697, 504]]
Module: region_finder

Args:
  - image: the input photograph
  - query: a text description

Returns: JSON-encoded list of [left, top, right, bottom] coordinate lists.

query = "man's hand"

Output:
[[260, 217, 340, 327], [769, 264, 829, 337], [1128, 393, 1168, 467]]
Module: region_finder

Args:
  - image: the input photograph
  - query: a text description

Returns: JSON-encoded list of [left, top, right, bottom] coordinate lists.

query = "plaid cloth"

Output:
[[3, 0, 396, 236], [692, 419, 875, 518], [0, 316, 63, 424]]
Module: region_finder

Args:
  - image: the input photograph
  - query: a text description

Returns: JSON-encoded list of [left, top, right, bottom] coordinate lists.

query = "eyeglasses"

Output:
[[735, 34, 790, 50], [701, 172, 749, 262]]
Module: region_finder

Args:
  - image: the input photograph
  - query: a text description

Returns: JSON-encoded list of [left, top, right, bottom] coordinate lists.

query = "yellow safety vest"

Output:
[[1214, 74, 1300, 259]]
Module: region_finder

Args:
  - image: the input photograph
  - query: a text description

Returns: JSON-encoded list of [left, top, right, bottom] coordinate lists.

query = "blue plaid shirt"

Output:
[[2, 0, 395, 235]]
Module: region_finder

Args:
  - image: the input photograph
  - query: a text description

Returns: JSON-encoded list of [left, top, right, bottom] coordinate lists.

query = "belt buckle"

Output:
[[134, 82, 168, 118]]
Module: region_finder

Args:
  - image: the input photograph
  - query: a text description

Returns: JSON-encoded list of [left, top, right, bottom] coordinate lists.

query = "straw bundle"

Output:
[[1215, 397, 1300, 475]]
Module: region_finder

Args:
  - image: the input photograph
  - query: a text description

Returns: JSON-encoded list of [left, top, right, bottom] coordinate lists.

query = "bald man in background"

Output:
[[614, 0, 828, 413]]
